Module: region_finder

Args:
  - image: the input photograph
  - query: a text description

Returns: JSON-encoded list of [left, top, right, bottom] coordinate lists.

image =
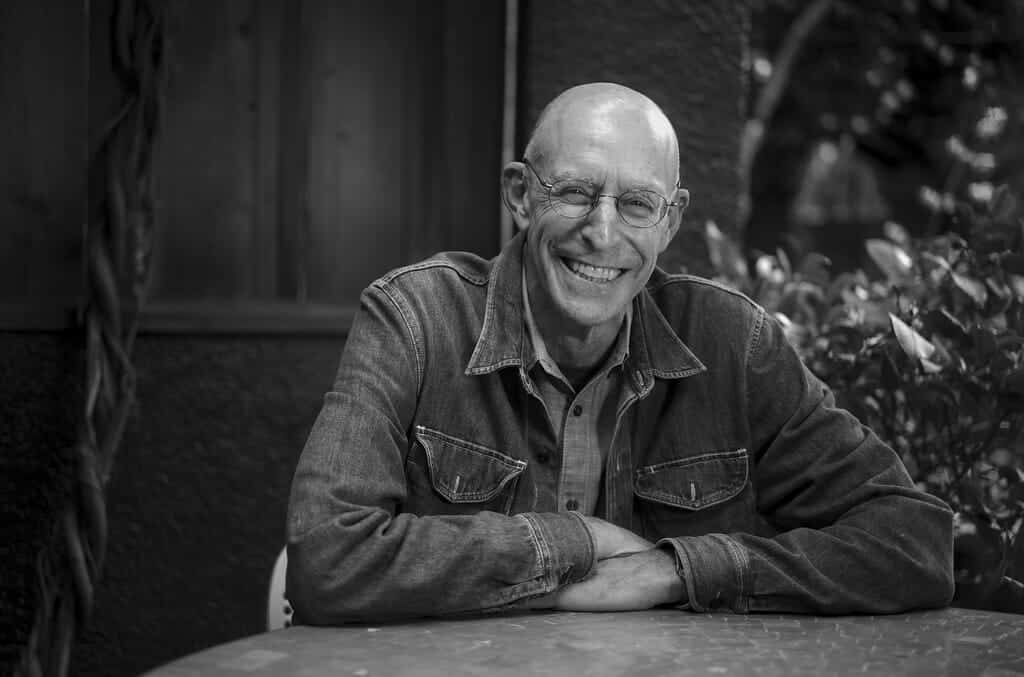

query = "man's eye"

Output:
[[623, 194, 656, 211], [552, 184, 594, 204]]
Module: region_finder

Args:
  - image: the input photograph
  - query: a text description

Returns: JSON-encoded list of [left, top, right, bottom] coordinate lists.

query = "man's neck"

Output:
[[537, 320, 622, 377]]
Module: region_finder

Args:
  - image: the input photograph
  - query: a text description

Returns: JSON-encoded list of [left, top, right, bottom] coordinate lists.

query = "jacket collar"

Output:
[[465, 230, 706, 382]]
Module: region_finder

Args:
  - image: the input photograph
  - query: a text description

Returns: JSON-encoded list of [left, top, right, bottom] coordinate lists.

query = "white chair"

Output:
[[267, 546, 294, 630]]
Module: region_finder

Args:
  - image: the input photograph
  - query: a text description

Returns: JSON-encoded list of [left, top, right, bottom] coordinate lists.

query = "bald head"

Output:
[[524, 83, 680, 185]]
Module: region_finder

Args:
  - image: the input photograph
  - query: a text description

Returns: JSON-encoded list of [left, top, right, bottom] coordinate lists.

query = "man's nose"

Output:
[[581, 195, 620, 244]]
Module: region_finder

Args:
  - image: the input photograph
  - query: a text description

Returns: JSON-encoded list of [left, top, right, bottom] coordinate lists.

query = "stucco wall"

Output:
[[0, 334, 79, 674], [66, 335, 342, 676], [0, 333, 341, 677]]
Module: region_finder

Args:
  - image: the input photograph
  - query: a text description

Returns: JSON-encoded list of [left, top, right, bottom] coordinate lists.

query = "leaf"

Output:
[[890, 313, 936, 362], [1010, 275, 1024, 301], [776, 247, 792, 277], [705, 220, 749, 283], [884, 220, 911, 245], [796, 252, 832, 287], [866, 239, 914, 283], [922, 251, 953, 271], [952, 272, 989, 307], [929, 335, 955, 369], [754, 254, 784, 284], [986, 276, 1012, 300]]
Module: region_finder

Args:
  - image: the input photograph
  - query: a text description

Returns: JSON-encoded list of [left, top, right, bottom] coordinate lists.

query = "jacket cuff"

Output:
[[658, 534, 750, 612], [521, 511, 596, 586]]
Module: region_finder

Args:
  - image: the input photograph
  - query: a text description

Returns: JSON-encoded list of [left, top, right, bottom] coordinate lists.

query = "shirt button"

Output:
[[565, 499, 579, 511], [536, 451, 550, 464], [572, 404, 583, 416]]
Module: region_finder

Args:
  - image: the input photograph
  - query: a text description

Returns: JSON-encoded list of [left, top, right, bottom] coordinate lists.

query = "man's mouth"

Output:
[[561, 257, 625, 283]]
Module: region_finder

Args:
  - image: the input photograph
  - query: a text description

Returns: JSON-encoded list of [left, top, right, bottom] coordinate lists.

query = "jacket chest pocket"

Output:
[[634, 448, 750, 537], [403, 425, 527, 516]]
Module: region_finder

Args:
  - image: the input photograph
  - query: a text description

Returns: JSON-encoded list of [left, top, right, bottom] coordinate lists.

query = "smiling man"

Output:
[[286, 83, 954, 623]]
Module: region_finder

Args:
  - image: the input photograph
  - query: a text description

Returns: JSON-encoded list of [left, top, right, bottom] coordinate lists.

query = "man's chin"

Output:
[[555, 298, 627, 332]]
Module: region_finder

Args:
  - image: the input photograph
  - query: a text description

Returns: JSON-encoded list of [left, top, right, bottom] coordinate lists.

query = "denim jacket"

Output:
[[286, 231, 955, 623]]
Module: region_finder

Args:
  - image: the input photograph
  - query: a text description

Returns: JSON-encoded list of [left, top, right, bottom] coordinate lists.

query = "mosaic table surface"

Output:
[[146, 607, 1024, 676]]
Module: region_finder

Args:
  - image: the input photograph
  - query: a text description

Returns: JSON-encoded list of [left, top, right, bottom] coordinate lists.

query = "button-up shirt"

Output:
[[521, 267, 632, 516], [286, 230, 954, 623]]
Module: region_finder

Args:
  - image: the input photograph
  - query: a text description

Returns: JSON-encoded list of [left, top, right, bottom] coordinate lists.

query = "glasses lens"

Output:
[[548, 180, 595, 218], [619, 191, 666, 228]]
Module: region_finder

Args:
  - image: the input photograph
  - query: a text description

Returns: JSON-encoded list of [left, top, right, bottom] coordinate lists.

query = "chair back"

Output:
[[267, 547, 293, 630]]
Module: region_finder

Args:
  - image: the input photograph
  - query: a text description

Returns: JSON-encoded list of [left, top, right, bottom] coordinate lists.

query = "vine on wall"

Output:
[[17, 1, 166, 674]]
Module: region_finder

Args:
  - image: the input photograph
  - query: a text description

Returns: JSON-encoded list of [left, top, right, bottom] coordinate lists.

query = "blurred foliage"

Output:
[[744, 0, 1024, 268], [734, 0, 1024, 612], [705, 185, 1024, 611]]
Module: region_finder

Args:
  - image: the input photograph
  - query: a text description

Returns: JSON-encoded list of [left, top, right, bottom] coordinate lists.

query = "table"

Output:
[[145, 608, 1024, 676]]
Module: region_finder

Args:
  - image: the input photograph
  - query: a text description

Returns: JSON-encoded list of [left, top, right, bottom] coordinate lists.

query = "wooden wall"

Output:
[[0, 2, 87, 328], [5, 0, 506, 333], [142, 0, 506, 322]]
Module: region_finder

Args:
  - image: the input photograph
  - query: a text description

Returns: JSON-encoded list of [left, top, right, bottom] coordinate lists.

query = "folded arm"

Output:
[[286, 283, 660, 622], [661, 309, 955, 614], [286, 284, 597, 623]]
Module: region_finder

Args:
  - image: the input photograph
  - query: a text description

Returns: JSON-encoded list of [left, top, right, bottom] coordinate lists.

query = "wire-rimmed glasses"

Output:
[[522, 158, 685, 228]]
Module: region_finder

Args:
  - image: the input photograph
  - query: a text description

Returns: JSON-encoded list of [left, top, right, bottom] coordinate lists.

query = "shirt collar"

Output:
[[465, 230, 706, 382]]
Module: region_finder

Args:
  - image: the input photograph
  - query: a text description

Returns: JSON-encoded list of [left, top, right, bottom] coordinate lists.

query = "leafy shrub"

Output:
[[704, 186, 1024, 611]]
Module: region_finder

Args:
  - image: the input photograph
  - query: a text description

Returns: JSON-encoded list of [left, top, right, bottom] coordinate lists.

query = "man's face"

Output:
[[520, 106, 681, 338]]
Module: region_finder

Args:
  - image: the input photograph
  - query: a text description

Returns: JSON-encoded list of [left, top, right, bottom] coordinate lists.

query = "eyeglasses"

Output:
[[522, 159, 685, 229]]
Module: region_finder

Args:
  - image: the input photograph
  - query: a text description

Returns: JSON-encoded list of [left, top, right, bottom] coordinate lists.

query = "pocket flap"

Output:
[[634, 448, 748, 510], [415, 426, 527, 503]]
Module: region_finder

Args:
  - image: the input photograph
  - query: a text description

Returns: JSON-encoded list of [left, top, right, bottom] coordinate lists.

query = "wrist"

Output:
[[651, 546, 687, 605]]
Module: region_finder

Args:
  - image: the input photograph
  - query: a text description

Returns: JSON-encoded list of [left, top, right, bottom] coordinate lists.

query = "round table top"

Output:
[[146, 607, 1024, 676]]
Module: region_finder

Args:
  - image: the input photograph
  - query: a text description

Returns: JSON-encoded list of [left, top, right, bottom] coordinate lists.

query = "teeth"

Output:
[[565, 259, 623, 281]]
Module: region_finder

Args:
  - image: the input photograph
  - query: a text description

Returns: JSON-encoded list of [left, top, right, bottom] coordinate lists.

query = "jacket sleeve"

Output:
[[285, 282, 594, 624], [661, 307, 955, 614]]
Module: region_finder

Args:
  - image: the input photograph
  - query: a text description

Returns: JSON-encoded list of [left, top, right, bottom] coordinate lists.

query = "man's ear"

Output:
[[501, 162, 532, 232], [659, 187, 689, 253]]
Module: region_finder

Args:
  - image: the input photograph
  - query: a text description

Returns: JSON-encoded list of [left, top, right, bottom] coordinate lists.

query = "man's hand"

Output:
[[551, 548, 685, 611], [582, 516, 655, 559], [519, 547, 685, 612]]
